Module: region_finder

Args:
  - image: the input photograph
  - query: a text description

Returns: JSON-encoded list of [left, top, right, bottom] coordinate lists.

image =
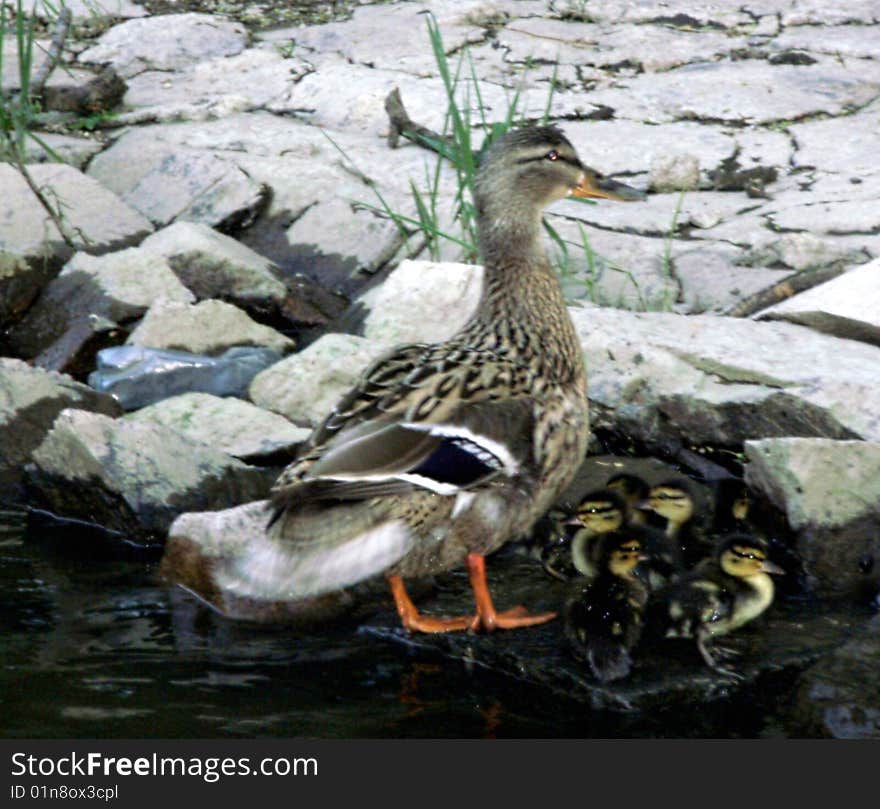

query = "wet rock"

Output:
[[87, 140, 268, 230], [649, 153, 701, 193], [755, 258, 880, 346], [78, 13, 249, 78], [0, 360, 121, 503], [126, 392, 310, 462], [26, 408, 268, 542], [795, 613, 880, 738], [587, 59, 880, 125], [88, 345, 283, 411], [743, 437, 880, 599], [0, 164, 153, 329], [139, 222, 288, 316], [4, 248, 194, 362], [249, 333, 384, 427], [125, 299, 295, 356], [570, 306, 880, 445]]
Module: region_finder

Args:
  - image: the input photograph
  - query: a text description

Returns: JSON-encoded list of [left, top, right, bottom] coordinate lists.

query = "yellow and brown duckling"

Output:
[[649, 533, 784, 678], [564, 532, 651, 682], [711, 479, 752, 534], [605, 472, 650, 526], [215, 124, 644, 633], [641, 478, 713, 568], [542, 488, 627, 581]]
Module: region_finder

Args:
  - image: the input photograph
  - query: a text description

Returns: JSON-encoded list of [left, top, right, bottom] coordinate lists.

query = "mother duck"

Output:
[[220, 125, 643, 632]]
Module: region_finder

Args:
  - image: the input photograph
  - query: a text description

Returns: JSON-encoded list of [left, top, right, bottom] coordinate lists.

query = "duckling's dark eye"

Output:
[[545, 150, 559, 161]]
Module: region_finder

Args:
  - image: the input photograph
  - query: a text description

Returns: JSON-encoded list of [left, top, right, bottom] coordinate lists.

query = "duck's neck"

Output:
[[463, 206, 585, 385]]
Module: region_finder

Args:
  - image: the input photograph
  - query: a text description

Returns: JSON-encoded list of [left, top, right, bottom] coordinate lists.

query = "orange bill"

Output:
[[572, 169, 645, 201]]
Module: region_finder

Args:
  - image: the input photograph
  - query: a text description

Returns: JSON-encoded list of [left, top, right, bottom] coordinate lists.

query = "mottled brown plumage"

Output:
[[217, 125, 644, 631]]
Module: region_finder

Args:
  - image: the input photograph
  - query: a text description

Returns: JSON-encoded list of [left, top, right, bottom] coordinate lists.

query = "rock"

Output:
[[649, 153, 701, 192], [78, 13, 249, 78], [0, 360, 121, 503], [160, 500, 394, 624], [780, 0, 880, 26], [355, 259, 484, 344], [87, 140, 268, 230], [4, 247, 194, 362], [126, 392, 310, 461], [125, 299, 295, 356], [587, 59, 880, 125], [21, 133, 104, 170], [26, 408, 268, 541], [88, 345, 284, 411], [30, 0, 147, 20], [795, 613, 880, 738], [249, 333, 385, 427], [790, 99, 879, 175], [771, 24, 880, 59], [570, 306, 880, 445], [742, 232, 859, 272], [41, 65, 127, 115], [121, 47, 313, 118], [139, 222, 288, 315], [0, 164, 153, 329], [744, 437, 880, 599], [548, 0, 752, 28], [755, 259, 880, 346]]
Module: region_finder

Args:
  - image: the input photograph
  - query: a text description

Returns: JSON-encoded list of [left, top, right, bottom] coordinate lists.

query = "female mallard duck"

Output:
[[218, 125, 644, 632], [649, 533, 784, 677], [563, 531, 650, 682]]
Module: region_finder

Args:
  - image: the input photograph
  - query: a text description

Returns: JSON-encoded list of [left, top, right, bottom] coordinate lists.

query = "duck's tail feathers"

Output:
[[215, 517, 413, 602]]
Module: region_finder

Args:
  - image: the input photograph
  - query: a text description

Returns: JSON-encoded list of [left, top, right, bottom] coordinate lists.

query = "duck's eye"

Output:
[[545, 149, 559, 161]]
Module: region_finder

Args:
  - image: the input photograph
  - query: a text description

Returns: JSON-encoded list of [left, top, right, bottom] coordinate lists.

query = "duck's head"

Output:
[[717, 534, 785, 579], [567, 488, 627, 532], [642, 479, 695, 527], [474, 125, 645, 220], [606, 472, 650, 510], [601, 533, 649, 578]]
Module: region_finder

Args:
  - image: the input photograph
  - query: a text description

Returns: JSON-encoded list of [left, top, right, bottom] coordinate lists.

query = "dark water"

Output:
[[0, 522, 826, 739]]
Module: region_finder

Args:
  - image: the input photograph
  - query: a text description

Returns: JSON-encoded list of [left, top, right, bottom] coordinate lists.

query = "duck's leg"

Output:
[[387, 575, 472, 633], [466, 552, 557, 632]]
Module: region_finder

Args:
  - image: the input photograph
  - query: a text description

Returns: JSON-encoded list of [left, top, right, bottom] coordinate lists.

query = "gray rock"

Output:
[[4, 248, 194, 361], [249, 333, 385, 427], [744, 437, 880, 598], [126, 392, 310, 461], [795, 613, 880, 738], [30, 0, 147, 19], [0, 359, 121, 502], [755, 258, 880, 346], [587, 59, 880, 125], [139, 221, 288, 313], [771, 24, 880, 59], [570, 306, 880, 445], [121, 47, 313, 117], [89, 345, 283, 411], [779, 0, 880, 25], [548, 0, 752, 28], [742, 232, 863, 272], [27, 408, 268, 540], [78, 13, 249, 78], [0, 164, 153, 327], [126, 299, 295, 356], [790, 99, 880, 175], [21, 133, 105, 170], [87, 140, 268, 230], [649, 153, 701, 192]]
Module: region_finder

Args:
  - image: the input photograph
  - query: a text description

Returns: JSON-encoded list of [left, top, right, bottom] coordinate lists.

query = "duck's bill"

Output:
[[761, 559, 786, 575], [571, 170, 646, 201]]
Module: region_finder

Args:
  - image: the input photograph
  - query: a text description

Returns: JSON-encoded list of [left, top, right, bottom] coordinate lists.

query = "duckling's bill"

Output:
[[571, 170, 645, 201]]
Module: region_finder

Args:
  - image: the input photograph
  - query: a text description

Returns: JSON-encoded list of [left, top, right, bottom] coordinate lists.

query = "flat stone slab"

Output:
[[126, 299, 295, 356], [755, 258, 880, 346], [790, 100, 880, 175], [30, 0, 147, 20], [4, 247, 194, 361], [0, 359, 121, 502], [139, 221, 288, 313], [570, 306, 880, 445], [771, 23, 880, 59], [249, 333, 385, 428], [587, 59, 880, 125], [87, 140, 268, 230], [744, 437, 880, 598], [78, 12, 249, 78], [125, 392, 310, 461], [27, 408, 268, 541], [21, 133, 105, 170]]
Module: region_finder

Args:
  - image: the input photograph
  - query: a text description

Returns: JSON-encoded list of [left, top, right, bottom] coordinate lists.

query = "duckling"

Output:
[[650, 533, 785, 678], [564, 532, 650, 682], [641, 478, 710, 568], [711, 479, 752, 535], [543, 489, 627, 581], [605, 472, 650, 526], [213, 124, 644, 633]]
